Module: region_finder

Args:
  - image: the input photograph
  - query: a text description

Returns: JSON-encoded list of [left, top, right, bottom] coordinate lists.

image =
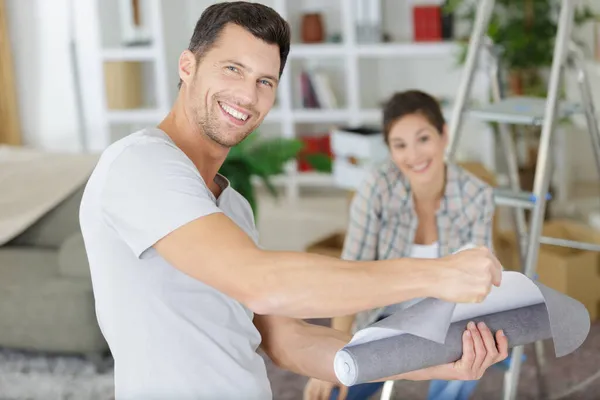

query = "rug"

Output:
[[0, 349, 113, 400]]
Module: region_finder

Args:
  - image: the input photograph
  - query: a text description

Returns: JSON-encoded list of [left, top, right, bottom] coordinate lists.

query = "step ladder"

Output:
[[445, 1, 600, 400]]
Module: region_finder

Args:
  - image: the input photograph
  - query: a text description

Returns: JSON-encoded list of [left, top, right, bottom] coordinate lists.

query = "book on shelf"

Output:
[[298, 68, 338, 109]]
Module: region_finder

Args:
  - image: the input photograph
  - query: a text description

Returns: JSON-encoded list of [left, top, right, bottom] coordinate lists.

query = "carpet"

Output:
[[0, 349, 113, 400], [1, 321, 599, 400]]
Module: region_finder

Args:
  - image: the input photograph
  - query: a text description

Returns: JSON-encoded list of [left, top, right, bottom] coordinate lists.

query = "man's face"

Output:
[[179, 23, 280, 148]]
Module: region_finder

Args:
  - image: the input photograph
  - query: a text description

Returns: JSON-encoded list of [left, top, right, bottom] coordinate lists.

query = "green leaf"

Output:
[[302, 153, 333, 173]]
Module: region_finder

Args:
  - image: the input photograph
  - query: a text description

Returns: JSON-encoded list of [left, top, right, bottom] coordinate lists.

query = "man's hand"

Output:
[[421, 320, 508, 381], [434, 247, 503, 304], [303, 378, 347, 400]]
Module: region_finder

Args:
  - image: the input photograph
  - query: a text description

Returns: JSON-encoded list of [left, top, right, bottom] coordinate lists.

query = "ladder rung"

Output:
[[493, 188, 552, 210], [539, 236, 600, 252], [466, 97, 581, 126]]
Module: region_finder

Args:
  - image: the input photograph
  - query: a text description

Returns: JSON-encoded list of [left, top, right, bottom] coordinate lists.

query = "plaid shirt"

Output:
[[343, 160, 495, 331]]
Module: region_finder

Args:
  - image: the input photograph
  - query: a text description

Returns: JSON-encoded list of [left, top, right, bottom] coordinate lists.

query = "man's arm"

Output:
[[255, 315, 508, 384], [154, 212, 502, 319], [154, 212, 500, 318]]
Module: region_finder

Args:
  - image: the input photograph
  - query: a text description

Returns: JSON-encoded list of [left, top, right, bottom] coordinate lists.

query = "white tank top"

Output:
[[381, 242, 439, 316]]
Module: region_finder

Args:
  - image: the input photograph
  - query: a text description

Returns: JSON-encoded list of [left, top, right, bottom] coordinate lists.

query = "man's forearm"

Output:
[[247, 250, 438, 318], [266, 319, 351, 383], [266, 318, 455, 384]]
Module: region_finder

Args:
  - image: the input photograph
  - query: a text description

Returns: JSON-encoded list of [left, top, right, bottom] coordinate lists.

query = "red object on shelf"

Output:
[[413, 6, 442, 42], [298, 134, 332, 172]]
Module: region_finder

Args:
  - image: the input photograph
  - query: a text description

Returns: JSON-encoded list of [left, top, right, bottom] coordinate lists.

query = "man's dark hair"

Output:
[[382, 90, 445, 143], [178, 1, 290, 89]]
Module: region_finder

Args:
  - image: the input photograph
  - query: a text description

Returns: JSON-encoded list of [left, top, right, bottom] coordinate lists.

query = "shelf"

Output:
[[253, 171, 334, 187], [358, 109, 381, 122], [288, 42, 460, 59], [264, 109, 282, 122], [356, 41, 460, 58], [289, 44, 346, 58], [293, 109, 350, 123], [102, 47, 158, 61], [107, 108, 166, 124], [295, 171, 335, 185]]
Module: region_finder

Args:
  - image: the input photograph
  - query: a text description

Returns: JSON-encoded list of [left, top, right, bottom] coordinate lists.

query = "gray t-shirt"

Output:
[[79, 128, 271, 399]]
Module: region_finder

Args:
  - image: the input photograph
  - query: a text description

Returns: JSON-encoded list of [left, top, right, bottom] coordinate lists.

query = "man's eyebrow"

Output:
[[223, 60, 279, 83]]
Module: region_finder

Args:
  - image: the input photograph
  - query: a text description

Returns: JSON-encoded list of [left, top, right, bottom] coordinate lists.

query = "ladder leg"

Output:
[[533, 341, 548, 399], [446, 0, 496, 159], [379, 380, 394, 400], [503, 2, 575, 400], [570, 46, 600, 175], [503, 345, 524, 400], [499, 127, 530, 268], [486, 45, 529, 268]]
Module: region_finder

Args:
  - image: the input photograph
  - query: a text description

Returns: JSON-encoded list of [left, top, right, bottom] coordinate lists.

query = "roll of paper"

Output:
[[334, 271, 590, 386]]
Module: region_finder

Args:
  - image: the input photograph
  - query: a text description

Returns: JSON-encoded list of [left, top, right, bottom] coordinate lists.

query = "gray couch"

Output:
[[0, 186, 108, 356]]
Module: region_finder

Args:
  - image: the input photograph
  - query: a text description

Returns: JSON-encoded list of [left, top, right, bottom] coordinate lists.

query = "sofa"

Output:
[[0, 185, 108, 356]]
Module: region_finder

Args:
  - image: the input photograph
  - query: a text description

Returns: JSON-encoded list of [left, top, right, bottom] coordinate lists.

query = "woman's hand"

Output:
[[303, 378, 348, 400], [425, 320, 509, 381]]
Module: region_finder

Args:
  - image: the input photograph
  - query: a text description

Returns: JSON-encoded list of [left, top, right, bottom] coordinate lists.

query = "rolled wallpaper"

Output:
[[334, 271, 591, 386]]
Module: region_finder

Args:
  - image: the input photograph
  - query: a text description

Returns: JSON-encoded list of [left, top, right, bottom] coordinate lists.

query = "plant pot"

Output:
[[301, 13, 324, 43], [509, 68, 543, 96]]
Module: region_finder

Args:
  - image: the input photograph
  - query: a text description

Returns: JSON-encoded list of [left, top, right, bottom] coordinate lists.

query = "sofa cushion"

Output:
[[7, 186, 84, 249], [0, 247, 106, 353], [58, 233, 91, 280], [0, 248, 58, 285]]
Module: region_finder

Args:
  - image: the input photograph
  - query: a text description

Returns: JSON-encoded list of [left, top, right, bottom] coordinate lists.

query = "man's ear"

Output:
[[178, 50, 196, 87]]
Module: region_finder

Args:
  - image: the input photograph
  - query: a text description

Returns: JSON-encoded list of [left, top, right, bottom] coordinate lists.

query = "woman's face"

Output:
[[387, 113, 448, 187]]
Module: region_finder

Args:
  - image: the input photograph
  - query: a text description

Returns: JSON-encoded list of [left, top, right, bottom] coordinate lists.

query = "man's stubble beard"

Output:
[[194, 97, 257, 149]]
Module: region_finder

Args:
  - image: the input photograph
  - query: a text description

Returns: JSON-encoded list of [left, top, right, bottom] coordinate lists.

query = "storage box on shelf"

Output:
[[330, 125, 388, 190]]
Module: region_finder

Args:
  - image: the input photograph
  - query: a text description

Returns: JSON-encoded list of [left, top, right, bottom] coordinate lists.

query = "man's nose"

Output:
[[235, 79, 259, 107]]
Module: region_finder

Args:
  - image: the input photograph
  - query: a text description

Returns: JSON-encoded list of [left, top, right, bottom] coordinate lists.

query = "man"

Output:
[[79, 2, 507, 399]]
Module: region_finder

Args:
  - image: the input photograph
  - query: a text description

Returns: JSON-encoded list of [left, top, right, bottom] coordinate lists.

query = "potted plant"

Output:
[[445, 0, 597, 96], [218, 131, 332, 217]]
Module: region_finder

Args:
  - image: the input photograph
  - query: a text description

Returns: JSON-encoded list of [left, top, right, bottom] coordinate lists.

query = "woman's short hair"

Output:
[[382, 90, 445, 144]]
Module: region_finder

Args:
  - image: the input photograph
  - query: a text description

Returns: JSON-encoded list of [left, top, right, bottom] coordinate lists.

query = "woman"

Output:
[[304, 90, 496, 400]]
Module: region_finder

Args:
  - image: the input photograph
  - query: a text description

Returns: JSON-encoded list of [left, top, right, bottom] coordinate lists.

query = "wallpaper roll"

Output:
[[334, 272, 590, 387]]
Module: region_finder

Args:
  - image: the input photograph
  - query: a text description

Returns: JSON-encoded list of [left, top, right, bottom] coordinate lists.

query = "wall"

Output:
[[6, 0, 82, 152]]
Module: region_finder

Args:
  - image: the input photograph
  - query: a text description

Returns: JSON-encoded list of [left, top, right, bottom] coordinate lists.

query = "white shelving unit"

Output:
[[71, 0, 494, 200], [71, 0, 170, 152]]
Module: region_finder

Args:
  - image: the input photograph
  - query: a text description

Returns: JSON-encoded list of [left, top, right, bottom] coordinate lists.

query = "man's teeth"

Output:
[[220, 102, 249, 121], [412, 162, 429, 172]]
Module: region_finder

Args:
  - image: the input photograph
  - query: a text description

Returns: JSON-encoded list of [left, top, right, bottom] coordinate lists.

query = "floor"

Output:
[[254, 188, 600, 400]]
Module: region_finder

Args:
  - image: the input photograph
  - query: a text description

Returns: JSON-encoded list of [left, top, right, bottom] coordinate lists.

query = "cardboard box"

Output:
[[305, 232, 345, 258], [498, 219, 600, 322]]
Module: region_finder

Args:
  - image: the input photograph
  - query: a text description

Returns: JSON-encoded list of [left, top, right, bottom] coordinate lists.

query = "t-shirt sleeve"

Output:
[[101, 141, 222, 258]]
